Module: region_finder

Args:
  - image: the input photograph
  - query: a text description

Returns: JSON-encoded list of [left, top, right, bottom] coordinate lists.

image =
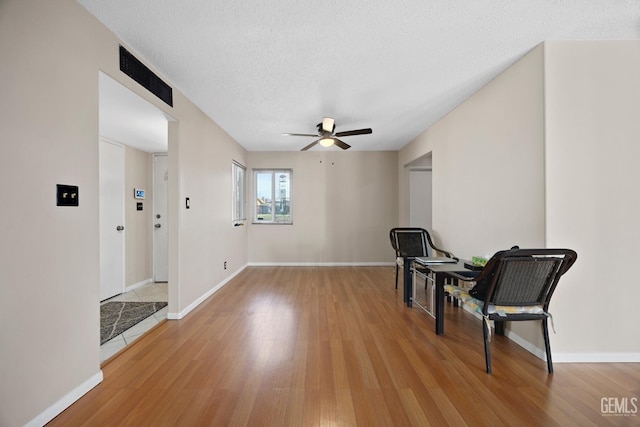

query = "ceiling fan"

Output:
[[283, 117, 373, 151]]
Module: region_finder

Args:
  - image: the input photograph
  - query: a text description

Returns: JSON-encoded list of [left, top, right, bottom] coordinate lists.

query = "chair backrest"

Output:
[[389, 228, 432, 257], [482, 248, 577, 311]]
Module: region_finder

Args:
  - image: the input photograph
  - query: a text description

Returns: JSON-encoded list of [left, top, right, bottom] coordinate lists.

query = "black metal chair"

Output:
[[444, 248, 577, 374], [389, 227, 454, 289]]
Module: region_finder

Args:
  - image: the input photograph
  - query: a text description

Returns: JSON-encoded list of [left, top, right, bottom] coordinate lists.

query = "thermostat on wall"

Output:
[[134, 188, 145, 199]]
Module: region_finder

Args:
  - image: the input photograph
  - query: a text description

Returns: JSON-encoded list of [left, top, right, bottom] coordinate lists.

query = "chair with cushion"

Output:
[[389, 227, 455, 289], [444, 247, 577, 374]]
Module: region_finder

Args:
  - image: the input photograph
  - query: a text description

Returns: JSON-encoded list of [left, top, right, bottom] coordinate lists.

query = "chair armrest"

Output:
[[423, 232, 457, 260], [433, 246, 458, 260]]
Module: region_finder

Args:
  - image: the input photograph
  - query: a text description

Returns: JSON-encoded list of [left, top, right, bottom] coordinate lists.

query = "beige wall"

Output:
[[124, 145, 153, 287], [1, 2, 102, 425], [400, 41, 640, 361], [544, 41, 640, 358], [399, 45, 548, 352], [0, 0, 247, 425], [173, 108, 248, 311], [248, 151, 398, 264], [400, 45, 546, 258]]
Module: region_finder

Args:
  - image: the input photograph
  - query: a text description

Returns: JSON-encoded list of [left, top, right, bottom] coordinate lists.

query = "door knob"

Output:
[[154, 223, 161, 228], [116, 225, 125, 231]]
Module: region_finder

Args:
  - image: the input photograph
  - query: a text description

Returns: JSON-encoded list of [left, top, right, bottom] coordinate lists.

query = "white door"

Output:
[[99, 140, 125, 301], [153, 154, 168, 282]]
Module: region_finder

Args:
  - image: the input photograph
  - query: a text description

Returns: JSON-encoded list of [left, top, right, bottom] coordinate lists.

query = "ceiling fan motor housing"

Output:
[[317, 122, 335, 134]]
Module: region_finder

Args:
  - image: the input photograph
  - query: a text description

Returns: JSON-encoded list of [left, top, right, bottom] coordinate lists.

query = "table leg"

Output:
[[404, 257, 412, 307], [452, 277, 458, 307], [435, 273, 445, 335]]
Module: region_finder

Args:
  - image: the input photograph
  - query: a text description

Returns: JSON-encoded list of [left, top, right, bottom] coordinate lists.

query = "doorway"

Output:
[[98, 71, 171, 361], [409, 167, 432, 230]]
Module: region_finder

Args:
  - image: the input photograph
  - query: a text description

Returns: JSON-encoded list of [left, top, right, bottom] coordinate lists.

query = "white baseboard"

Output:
[[247, 262, 395, 267], [504, 329, 547, 361], [553, 352, 640, 363], [462, 308, 640, 363], [125, 277, 153, 292], [457, 304, 549, 361], [26, 371, 103, 427], [166, 264, 248, 320]]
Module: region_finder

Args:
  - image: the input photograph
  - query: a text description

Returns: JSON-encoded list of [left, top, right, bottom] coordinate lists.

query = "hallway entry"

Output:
[[98, 71, 172, 360], [409, 167, 432, 230]]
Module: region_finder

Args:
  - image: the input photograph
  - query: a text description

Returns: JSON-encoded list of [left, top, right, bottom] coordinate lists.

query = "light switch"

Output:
[[57, 184, 79, 207]]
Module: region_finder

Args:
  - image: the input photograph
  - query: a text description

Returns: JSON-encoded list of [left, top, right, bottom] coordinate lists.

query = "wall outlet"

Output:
[[224, 261, 227, 270]]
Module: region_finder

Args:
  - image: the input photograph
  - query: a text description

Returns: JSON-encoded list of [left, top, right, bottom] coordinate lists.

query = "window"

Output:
[[254, 169, 292, 224], [232, 161, 246, 224]]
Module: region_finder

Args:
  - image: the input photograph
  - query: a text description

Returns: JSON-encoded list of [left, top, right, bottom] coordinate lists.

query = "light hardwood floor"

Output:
[[50, 267, 639, 426]]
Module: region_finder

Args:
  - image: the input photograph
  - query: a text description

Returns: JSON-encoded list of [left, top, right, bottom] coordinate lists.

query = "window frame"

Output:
[[253, 169, 293, 224], [232, 160, 246, 225]]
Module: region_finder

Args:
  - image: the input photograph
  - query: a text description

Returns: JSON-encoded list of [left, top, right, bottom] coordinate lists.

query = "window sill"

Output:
[[252, 222, 293, 225]]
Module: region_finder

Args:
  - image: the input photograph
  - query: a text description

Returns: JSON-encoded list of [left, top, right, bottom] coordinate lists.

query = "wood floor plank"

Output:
[[47, 266, 640, 426]]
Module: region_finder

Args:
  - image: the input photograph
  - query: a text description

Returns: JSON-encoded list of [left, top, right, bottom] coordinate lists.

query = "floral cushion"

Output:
[[444, 284, 553, 340], [443, 284, 545, 316]]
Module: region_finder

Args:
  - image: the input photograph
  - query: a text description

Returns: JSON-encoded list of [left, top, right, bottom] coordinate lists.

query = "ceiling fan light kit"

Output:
[[319, 137, 334, 147], [283, 117, 373, 151]]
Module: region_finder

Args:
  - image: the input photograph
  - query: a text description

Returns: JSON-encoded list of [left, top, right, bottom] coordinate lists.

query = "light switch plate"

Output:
[[57, 184, 79, 207]]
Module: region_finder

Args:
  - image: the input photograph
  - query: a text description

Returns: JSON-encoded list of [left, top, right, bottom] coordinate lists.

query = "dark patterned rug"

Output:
[[100, 301, 168, 345]]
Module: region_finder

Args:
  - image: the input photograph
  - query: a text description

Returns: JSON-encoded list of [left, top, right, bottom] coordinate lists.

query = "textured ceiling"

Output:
[[80, 0, 640, 152]]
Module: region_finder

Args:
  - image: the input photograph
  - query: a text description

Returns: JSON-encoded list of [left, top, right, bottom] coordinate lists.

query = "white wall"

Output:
[[247, 151, 398, 264], [544, 41, 640, 359], [0, 0, 247, 425]]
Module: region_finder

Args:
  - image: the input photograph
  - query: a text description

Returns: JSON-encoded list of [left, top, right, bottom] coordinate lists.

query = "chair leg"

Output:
[[395, 264, 399, 289], [494, 321, 505, 335], [542, 319, 553, 374], [483, 320, 492, 374]]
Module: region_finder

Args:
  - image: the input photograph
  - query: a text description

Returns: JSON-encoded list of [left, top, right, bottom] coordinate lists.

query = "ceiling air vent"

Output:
[[119, 45, 173, 107]]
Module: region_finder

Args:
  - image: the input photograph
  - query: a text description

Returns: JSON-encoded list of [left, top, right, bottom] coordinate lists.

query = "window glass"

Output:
[[232, 161, 246, 223], [254, 169, 292, 224]]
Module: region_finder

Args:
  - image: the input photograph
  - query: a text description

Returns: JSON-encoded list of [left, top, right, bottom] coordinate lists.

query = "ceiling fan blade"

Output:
[[333, 138, 351, 150], [334, 128, 373, 137], [283, 133, 318, 137], [322, 117, 335, 133], [301, 139, 320, 151]]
